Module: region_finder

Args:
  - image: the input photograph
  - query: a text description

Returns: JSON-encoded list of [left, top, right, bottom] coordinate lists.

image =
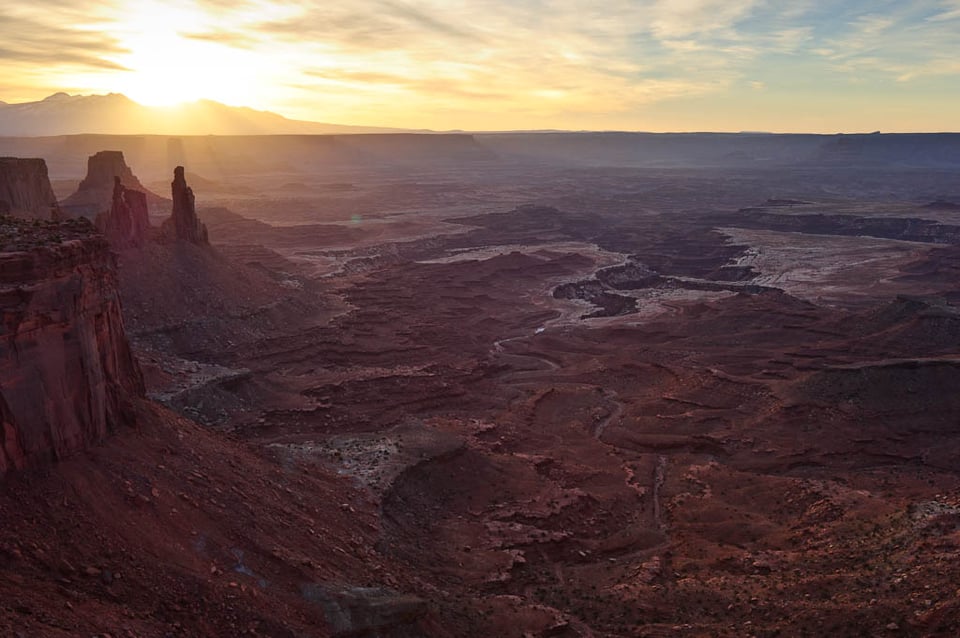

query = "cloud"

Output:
[[0, 0, 764, 111], [811, 4, 960, 84], [647, 0, 762, 39], [2, 0, 959, 130], [305, 68, 510, 100], [376, 0, 478, 40], [929, 0, 960, 21], [896, 58, 960, 81], [248, 1, 482, 52], [182, 30, 263, 48], [769, 27, 814, 53], [0, 46, 129, 71], [245, 0, 739, 120], [0, 7, 129, 73]]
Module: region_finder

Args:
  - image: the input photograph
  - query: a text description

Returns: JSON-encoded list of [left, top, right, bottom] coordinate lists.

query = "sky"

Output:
[[1, 0, 959, 132]]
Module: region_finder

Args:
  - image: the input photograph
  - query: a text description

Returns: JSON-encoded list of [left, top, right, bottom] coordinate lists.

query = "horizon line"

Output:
[[3, 131, 960, 138], [3, 92, 959, 137]]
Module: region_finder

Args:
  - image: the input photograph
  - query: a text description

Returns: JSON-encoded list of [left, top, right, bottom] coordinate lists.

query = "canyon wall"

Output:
[[0, 217, 144, 475], [0, 157, 60, 220]]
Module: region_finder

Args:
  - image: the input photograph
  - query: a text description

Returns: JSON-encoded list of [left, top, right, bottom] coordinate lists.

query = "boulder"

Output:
[[300, 584, 428, 637]]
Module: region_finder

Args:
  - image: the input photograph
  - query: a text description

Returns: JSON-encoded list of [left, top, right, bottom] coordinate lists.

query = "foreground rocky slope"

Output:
[[0, 398, 440, 637], [0, 217, 143, 474], [0, 215, 436, 637]]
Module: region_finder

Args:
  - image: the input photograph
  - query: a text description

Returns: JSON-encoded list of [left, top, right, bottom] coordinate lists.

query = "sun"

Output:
[[110, 1, 270, 107], [120, 33, 207, 106]]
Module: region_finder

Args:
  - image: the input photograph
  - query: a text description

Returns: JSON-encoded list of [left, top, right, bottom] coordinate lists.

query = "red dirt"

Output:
[[7, 164, 960, 637]]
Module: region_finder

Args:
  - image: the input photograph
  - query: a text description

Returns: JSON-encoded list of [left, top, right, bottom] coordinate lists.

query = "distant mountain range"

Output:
[[0, 93, 414, 136]]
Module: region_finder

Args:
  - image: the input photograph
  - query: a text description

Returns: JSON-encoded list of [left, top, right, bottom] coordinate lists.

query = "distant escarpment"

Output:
[[161, 166, 208, 244], [61, 150, 167, 218], [0, 157, 60, 220], [923, 200, 960, 211], [0, 216, 144, 476], [96, 176, 151, 249], [725, 209, 960, 245]]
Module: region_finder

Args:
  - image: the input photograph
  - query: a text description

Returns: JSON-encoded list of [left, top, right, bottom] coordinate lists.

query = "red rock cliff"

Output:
[[0, 157, 60, 220], [0, 217, 144, 475]]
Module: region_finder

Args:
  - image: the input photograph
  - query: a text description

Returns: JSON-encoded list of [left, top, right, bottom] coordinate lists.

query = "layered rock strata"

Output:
[[0, 217, 144, 475], [0, 157, 60, 220]]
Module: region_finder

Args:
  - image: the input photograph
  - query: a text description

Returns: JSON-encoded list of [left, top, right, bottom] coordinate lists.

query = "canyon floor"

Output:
[[6, 159, 960, 636]]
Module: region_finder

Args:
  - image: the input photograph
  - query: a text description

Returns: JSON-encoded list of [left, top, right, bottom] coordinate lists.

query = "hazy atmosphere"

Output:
[[3, 1, 960, 637], [2, 0, 960, 131]]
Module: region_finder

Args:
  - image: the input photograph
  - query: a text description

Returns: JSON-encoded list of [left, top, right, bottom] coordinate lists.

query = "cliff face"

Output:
[[95, 176, 151, 249], [161, 166, 208, 244], [61, 150, 166, 218], [0, 217, 144, 475], [0, 157, 60, 220]]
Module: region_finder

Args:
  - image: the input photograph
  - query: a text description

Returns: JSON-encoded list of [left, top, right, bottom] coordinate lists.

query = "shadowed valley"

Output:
[[2, 132, 960, 637]]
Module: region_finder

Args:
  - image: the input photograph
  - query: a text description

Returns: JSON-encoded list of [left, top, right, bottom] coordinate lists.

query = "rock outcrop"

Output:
[[161, 166, 208, 244], [0, 157, 61, 220], [300, 584, 428, 637], [61, 150, 166, 218], [0, 216, 144, 476], [95, 176, 151, 249]]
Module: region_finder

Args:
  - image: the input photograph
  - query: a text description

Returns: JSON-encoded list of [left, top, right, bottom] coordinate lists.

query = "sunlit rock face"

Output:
[[161, 166, 208, 244], [0, 217, 144, 476], [0, 157, 60, 220], [95, 176, 151, 249]]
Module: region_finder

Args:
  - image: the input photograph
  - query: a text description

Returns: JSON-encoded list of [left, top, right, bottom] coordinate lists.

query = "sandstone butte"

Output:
[[61, 150, 165, 219]]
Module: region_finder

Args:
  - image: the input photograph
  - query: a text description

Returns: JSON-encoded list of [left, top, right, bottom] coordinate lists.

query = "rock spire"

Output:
[[161, 166, 208, 244], [95, 176, 151, 249]]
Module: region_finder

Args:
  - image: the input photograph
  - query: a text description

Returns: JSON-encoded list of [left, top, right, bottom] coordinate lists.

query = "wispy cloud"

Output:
[[759, 27, 814, 53], [896, 58, 960, 82], [0, 6, 129, 72], [929, 0, 960, 21], [0, 0, 958, 130], [647, 0, 762, 38], [809, 3, 960, 87]]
